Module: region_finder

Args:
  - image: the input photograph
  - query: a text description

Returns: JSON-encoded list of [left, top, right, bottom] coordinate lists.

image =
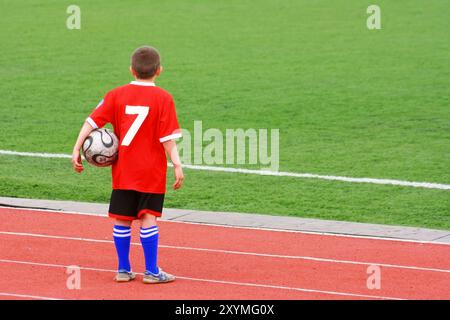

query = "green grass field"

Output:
[[0, 0, 449, 230]]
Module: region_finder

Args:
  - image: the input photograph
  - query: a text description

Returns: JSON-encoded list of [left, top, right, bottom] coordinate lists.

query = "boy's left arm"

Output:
[[72, 121, 95, 173], [163, 140, 184, 190]]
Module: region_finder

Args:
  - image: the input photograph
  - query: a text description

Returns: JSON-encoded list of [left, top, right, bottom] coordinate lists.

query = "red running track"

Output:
[[0, 207, 449, 300]]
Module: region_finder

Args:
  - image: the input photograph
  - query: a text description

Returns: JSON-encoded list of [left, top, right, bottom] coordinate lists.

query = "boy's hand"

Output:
[[173, 165, 184, 190], [72, 121, 95, 174], [72, 150, 84, 173]]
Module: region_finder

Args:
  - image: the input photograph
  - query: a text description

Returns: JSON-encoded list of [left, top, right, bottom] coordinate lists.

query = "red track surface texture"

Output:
[[0, 207, 449, 300]]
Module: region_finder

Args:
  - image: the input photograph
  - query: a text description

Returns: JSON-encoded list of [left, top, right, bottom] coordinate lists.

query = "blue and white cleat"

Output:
[[142, 268, 176, 284]]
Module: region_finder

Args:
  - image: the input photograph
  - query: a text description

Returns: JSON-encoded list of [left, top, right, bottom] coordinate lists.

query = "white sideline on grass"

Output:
[[1, 149, 449, 190]]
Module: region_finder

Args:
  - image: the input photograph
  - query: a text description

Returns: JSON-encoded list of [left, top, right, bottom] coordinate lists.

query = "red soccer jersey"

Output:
[[87, 81, 182, 194]]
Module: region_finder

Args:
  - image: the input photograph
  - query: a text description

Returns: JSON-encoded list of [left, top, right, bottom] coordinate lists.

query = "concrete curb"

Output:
[[0, 196, 449, 243]]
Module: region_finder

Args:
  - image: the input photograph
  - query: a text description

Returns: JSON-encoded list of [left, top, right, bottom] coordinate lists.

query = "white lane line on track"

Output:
[[2, 206, 450, 246], [1, 149, 449, 190], [0, 292, 63, 300], [0, 259, 404, 300], [1, 231, 449, 274]]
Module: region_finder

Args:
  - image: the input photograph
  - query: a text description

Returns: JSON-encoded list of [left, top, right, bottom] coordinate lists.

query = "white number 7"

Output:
[[122, 106, 149, 146]]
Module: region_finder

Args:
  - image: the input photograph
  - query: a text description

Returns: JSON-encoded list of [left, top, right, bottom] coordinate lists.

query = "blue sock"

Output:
[[113, 225, 131, 272], [140, 226, 159, 275]]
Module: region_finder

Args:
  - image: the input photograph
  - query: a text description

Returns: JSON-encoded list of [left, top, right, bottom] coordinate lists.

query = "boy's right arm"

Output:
[[72, 121, 95, 173]]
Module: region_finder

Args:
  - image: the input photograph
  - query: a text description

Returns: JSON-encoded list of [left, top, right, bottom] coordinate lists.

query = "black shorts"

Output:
[[108, 189, 165, 221]]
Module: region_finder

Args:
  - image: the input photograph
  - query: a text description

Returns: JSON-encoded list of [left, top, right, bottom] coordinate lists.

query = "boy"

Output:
[[71, 46, 183, 284]]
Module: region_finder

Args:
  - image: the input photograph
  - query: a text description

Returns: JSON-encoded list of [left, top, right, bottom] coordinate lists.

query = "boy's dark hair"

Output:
[[131, 46, 160, 79]]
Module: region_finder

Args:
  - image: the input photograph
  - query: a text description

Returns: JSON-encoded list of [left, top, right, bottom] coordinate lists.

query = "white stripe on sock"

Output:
[[140, 227, 158, 234], [113, 232, 131, 238], [113, 228, 131, 233], [140, 231, 158, 238]]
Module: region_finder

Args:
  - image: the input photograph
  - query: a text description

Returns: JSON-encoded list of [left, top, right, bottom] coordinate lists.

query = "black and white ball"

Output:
[[82, 128, 119, 167]]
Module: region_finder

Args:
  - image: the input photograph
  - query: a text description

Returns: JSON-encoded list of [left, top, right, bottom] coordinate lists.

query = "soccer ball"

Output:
[[82, 128, 119, 167]]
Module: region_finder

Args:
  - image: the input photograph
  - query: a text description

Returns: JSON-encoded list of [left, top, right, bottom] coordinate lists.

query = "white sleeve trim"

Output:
[[86, 117, 98, 129], [159, 132, 182, 143]]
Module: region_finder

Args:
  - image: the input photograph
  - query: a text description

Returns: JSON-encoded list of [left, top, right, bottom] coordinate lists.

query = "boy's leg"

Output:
[[140, 214, 159, 274], [137, 192, 174, 283], [108, 189, 140, 281], [140, 213, 175, 283], [113, 218, 134, 281]]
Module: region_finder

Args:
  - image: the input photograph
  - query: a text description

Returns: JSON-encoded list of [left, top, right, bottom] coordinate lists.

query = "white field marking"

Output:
[[0, 150, 72, 159], [0, 259, 403, 300], [180, 163, 450, 190], [1, 231, 449, 274], [0, 292, 63, 300], [2, 206, 450, 246], [0, 150, 86, 160], [1, 149, 449, 190]]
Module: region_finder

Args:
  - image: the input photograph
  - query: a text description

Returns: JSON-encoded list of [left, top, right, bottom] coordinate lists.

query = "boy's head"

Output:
[[130, 46, 161, 80]]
